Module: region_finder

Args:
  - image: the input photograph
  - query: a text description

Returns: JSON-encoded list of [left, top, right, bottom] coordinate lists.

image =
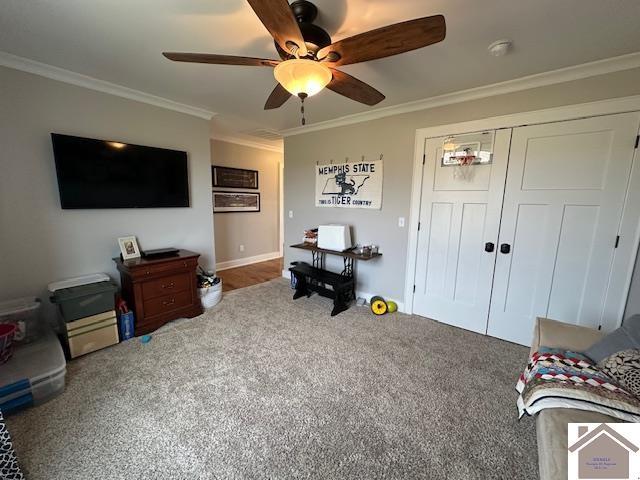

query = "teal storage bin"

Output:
[[50, 281, 117, 322]]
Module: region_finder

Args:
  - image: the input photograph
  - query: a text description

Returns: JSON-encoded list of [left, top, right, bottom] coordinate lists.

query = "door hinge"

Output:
[[635, 135, 639, 149], [418, 221, 421, 231], [615, 235, 620, 248], [422, 154, 426, 165], [413, 285, 416, 293]]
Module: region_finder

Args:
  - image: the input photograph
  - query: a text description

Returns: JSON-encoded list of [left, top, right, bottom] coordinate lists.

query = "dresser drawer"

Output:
[[133, 258, 198, 278], [142, 273, 190, 300], [143, 290, 193, 318]]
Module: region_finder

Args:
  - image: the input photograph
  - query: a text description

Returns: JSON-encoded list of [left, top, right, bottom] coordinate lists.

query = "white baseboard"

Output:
[[280, 271, 407, 313], [216, 251, 281, 272]]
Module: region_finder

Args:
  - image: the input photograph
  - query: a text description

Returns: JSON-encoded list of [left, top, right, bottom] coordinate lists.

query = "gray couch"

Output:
[[530, 317, 624, 480]]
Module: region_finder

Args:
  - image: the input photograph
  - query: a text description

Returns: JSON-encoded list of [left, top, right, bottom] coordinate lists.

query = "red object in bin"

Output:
[[0, 323, 17, 364]]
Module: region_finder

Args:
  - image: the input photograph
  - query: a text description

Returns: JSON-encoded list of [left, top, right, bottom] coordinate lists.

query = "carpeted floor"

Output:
[[6, 279, 538, 479]]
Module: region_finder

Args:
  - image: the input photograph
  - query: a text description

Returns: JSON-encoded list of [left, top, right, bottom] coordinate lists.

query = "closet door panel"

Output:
[[546, 205, 600, 322], [487, 112, 640, 346], [500, 203, 552, 316], [413, 129, 510, 334]]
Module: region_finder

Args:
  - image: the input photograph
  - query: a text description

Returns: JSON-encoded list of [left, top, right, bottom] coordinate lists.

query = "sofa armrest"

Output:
[[530, 317, 605, 356]]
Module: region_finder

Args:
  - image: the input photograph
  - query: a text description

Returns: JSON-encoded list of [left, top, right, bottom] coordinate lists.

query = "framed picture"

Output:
[[212, 165, 258, 189], [118, 236, 141, 260], [213, 191, 260, 213]]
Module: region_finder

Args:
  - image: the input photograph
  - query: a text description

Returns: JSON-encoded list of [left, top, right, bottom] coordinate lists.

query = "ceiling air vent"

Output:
[[243, 129, 283, 142]]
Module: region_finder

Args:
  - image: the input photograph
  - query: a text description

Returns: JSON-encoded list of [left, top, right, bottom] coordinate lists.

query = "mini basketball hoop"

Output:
[[452, 149, 476, 181], [442, 133, 494, 182]]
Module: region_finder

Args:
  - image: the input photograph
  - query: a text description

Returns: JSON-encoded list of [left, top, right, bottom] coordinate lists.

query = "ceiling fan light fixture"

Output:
[[274, 59, 332, 97]]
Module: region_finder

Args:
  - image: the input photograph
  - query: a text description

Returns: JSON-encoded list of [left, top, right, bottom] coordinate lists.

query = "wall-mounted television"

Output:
[[51, 133, 190, 209]]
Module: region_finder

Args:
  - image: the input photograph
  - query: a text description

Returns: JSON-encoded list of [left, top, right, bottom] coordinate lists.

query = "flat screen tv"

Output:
[[51, 133, 190, 209]]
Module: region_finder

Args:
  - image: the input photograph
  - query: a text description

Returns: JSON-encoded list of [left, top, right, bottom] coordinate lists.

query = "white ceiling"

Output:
[[2, 0, 640, 139]]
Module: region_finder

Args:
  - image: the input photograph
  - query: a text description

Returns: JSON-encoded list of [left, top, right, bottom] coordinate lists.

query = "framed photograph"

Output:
[[212, 165, 258, 189], [213, 191, 260, 213], [118, 236, 141, 260]]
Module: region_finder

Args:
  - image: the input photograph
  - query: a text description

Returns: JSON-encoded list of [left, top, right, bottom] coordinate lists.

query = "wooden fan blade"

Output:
[[246, 0, 308, 57], [327, 69, 385, 106], [318, 15, 445, 66], [264, 83, 292, 110], [162, 52, 280, 67]]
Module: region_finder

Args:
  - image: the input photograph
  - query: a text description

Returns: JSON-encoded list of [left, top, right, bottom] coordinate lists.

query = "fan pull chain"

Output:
[[298, 93, 308, 126]]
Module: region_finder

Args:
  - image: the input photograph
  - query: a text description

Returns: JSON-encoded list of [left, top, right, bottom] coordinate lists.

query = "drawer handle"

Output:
[[145, 270, 151, 275], [162, 298, 176, 306], [162, 282, 175, 289]]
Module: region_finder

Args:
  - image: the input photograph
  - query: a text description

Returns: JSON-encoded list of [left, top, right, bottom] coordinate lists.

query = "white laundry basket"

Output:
[[199, 280, 222, 309]]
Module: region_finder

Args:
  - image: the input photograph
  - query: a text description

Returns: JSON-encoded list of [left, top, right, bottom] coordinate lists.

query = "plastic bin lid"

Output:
[[0, 297, 41, 317], [50, 281, 117, 302], [0, 328, 65, 389], [48, 273, 110, 293]]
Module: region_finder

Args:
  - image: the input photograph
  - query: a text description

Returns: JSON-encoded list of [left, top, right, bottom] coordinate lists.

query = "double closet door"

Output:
[[413, 112, 640, 346]]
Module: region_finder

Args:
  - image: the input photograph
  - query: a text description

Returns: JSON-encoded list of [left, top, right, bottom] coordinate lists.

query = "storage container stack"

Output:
[[49, 274, 119, 359], [0, 298, 66, 415]]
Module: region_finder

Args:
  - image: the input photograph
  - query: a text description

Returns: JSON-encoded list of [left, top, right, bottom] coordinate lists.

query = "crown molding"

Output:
[[0, 51, 216, 120], [211, 134, 284, 153], [280, 51, 640, 137]]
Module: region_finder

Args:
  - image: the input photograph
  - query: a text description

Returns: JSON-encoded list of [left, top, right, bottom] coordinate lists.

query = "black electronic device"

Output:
[[141, 248, 180, 259], [51, 133, 189, 209]]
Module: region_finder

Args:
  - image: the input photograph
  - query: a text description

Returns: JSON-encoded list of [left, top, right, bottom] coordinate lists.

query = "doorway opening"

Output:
[[210, 138, 284, 291]]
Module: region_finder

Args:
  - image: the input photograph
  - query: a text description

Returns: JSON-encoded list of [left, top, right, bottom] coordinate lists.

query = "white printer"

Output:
[[317, 225, 352, 251]]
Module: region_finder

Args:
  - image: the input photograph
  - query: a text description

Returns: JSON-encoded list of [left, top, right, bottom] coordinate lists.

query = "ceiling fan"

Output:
[[163, 0, 446, 125]]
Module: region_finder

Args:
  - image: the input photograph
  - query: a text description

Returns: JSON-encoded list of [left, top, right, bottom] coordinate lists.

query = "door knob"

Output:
[[484, 242, 495, 253], [500, 243, 511, 254]]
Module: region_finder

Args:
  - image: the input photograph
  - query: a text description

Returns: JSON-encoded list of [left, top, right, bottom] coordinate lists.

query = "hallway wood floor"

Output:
[[217, 257, 284, 292]]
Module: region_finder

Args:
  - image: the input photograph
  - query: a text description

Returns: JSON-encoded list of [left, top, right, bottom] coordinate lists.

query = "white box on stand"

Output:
[[318, 225, 352, 251]]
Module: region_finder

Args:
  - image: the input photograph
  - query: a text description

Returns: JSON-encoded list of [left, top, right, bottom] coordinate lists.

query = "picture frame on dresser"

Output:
[[117, 235, 141, 260]]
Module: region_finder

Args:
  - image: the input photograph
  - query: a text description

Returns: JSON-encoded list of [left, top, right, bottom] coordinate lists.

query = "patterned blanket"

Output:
[[517, 347, 640, 422], [0, 409, 23, 480]]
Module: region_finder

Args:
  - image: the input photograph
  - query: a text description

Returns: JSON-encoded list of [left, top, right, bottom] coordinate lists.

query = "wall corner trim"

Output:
[[212, 135, 284, 153], [279, 52, 640, 137], [0, 51, 216, 120]]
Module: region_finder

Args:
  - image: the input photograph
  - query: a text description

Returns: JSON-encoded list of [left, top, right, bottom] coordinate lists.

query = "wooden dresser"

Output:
[[113, 250, 203, 336]]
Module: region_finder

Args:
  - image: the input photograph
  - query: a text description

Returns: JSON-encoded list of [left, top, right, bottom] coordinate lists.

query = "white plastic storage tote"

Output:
[[0, 297, 42, 343]]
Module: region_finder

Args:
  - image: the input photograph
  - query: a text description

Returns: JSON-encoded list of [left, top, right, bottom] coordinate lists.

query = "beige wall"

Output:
[[0, 66, 215, 321], [211, 140, 282, 266], [284, 67, 640, 310]]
